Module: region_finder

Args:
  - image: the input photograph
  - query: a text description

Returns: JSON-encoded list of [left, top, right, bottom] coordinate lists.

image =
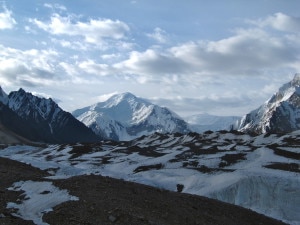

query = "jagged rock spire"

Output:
[[292, 73, 300, 86], [0, 86, 8, 104]]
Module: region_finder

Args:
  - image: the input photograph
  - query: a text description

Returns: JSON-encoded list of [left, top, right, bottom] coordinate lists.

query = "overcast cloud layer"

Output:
[[0, 1, 299, 116]]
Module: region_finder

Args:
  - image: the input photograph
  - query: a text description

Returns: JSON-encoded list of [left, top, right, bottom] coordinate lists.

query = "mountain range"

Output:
[[1, 74, 300, 143]]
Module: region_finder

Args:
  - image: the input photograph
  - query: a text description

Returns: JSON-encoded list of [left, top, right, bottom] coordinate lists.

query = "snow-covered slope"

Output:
[[238, 74, 300, 134], [73, 92, 190, 141], [185, 113, 240, 133], [1, 130, 299, 224], [1, 88, 100, 143]]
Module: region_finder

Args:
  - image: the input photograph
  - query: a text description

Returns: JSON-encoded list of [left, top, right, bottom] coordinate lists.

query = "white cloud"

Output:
[[0, 45, 59, 87], [30, 13, 130, 45], [78, 60, 111, 76], [114, 49, 188, 79], [0, 7, 16, 29], [114, 26, 299, 84], [44, 3, 67, 11], [101, 53, 121, 60], [51, 38, 89, 50], [146, 27, 168, 43], [150, 94, 255, 117], [2, 10, 299, 116], [249, 13, 300, 33]]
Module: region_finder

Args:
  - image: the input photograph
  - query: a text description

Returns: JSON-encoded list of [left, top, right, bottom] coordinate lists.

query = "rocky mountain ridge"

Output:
[[238, 74, 300, 134], [0, 87, 100, 144]]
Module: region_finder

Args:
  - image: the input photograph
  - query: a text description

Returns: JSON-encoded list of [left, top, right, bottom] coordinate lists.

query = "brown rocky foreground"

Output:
[[0, 157, 287, 225]]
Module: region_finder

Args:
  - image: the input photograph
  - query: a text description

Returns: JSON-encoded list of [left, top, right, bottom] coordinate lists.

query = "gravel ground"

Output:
[[0, 157, 288, 225]]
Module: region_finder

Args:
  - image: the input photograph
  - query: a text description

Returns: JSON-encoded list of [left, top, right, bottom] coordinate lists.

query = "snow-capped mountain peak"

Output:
[[1, 88, 99, 143], [85, 92, 153, 126], [270, 73, 300, 104], [73, 92, 190, 141], [238, 74, 300, 134]]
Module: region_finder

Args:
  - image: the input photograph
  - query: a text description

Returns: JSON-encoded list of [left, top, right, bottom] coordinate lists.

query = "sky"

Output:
[[0, 0, 299, 117]]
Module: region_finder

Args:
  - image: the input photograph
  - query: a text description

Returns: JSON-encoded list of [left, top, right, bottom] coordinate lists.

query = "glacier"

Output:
[[1, 130, 299, 225], [208, 175, 299, 225]]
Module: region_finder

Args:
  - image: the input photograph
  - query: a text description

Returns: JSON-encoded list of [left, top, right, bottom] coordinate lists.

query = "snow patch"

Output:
[[7, 180, 78, 225]]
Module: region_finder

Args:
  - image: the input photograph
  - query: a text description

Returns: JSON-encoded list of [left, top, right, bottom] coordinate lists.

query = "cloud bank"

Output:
[[0, 5, 299, 116]]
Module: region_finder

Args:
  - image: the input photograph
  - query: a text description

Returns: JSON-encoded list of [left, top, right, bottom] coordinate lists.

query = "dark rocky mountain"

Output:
[[0, 86, 8, 105], [0, 87, 100, 144], [0, 101, 40, 143], [237, 74, 300, 134]]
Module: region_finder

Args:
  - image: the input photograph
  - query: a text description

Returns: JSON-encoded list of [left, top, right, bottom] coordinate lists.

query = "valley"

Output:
[[1, 75, 300, 225]]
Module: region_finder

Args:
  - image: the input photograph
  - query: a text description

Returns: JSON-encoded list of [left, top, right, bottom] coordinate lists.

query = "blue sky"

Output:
[[0, 0, 299, 117]]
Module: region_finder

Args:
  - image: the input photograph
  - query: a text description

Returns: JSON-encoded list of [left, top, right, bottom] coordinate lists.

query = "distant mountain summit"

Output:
[[185, 113, 240, 133], [0, 88, 100, 143], [73, 92, 190, 141], [238, 74, 300, 134]]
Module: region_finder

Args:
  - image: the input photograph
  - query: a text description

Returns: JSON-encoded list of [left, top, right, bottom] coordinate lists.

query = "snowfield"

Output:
[[1, 130, 299, 225]]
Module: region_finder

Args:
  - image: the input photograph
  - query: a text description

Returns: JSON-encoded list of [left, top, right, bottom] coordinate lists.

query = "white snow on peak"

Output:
[[83, 92, 153, 125], [104, 92, 147, 108]]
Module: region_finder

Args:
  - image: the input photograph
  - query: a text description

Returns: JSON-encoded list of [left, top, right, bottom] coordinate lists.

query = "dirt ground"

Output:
[[0, 157, 288, 225]]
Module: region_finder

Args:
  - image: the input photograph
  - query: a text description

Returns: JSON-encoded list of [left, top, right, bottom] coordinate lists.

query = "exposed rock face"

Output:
[[0, 86, 8, 105]]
